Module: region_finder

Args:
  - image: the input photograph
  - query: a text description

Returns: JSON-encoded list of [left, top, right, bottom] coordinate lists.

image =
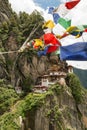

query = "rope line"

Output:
[[0, 50, 19, 55]]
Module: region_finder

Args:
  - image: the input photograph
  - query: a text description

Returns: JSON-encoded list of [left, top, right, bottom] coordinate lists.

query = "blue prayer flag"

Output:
[[60, 42, 87, 61], [37, 46, 50, 56], [48, 7, 55, 14], [53, 13, 60, 24]]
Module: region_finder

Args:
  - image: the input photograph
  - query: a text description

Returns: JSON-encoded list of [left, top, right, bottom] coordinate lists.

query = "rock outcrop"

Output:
[[20, 83, 87, 130], [0, 0, 13, 23]]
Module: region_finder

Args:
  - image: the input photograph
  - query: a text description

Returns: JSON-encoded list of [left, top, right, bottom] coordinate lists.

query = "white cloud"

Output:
[[8, 0, 68, 14], [9, 0, 44, 14], [60, 0, 66, 2], [60, 0, 71, 3], [8, 0, 54, 22]]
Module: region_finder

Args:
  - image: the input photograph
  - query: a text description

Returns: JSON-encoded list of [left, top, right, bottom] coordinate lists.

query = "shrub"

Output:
[[66, 73, 85, 104]]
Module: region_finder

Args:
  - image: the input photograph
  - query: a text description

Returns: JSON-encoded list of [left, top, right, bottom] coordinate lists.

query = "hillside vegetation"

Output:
[[0, 73, 87, 130]]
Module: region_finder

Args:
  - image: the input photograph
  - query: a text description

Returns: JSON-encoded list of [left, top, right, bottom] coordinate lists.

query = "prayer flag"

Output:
[[58, 18, 71, 29], [65, 0, 80, 9], [53, 13, 60, 24], [42, 20, 55, 29], [60, 42, 87, 61]]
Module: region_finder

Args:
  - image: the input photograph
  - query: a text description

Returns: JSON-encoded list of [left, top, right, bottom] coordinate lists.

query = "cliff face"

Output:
[[22, 83, 87, 130], [0, 78, 87, 130], [0, 0, 44, 90], [0, 0, 16, 82], [0, 0, 13, 23]]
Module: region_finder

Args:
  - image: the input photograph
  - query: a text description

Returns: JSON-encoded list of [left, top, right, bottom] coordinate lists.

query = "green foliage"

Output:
[[0, 79, 19, 115], [0, 90, 53, 129], [49, 83, 64, 95], [19, 11, 44, 40], [66, 73, 85, 104], [54, 106, 62, 121], [0, 80, 20, 129], [0, 21, 9, 44], [21, 76, 33, 93], [17, 93, 47, 117], [46, 105, 61, 120], [16, 90, 52, 116], [46, 104, 64, 130], [0, 10, 44, 47], [0, 113, 20, 130]]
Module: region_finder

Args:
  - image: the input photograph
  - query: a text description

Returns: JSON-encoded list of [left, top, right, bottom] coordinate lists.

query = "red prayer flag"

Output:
[[65, 0, 80, 9], [84, 28, 87, 32], [47, 46, 58, 53], [43, 33, 61, 53], [43, 33, 61, 45]]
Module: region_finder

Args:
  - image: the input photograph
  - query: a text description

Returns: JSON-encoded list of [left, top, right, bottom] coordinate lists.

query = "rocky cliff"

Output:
[[0, 0, 13, 23], [19, 74, 87, 130], [0, 73, 87, 130], [0, 0, 44, 91]]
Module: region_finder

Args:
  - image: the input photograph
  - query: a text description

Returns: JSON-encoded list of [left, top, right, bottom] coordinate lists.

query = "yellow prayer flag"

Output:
[[66, 26, 77, 33], [42, 20, 55, 29], [34, 39, 44, 47]]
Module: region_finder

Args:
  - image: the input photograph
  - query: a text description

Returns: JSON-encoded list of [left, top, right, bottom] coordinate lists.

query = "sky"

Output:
[[8, 0, 65, 14]]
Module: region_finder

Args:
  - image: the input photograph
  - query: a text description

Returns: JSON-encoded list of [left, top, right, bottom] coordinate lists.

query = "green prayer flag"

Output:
[[58, 18, 71, 29]]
